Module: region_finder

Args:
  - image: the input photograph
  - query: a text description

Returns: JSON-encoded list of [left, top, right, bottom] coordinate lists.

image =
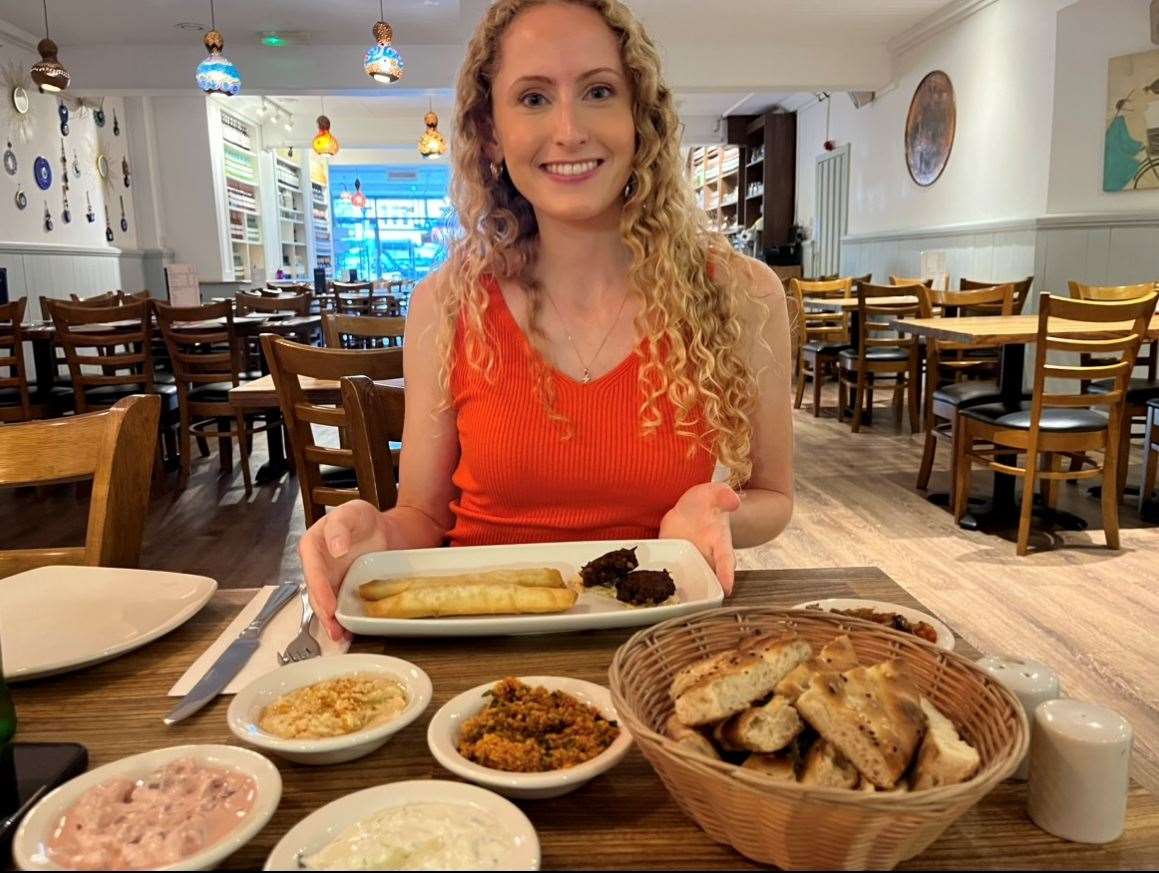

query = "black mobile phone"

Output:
[[0, 742, 88, 850]]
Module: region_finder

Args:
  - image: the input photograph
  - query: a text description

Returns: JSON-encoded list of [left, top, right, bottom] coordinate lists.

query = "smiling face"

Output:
[[488, 2, 637, 226]]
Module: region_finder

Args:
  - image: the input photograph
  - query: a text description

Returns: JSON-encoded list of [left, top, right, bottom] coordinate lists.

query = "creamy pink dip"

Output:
[[46, 758, 257, 870]]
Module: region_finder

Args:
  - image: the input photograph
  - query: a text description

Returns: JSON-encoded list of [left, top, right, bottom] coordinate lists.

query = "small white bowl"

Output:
[[227, 654, 432, 765], [427, 675, 632, 800], [13, 744, 281, 872], [264, 779, 539, 871]]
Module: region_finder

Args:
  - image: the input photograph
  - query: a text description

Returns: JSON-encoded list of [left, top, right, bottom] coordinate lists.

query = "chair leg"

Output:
[[196, 434, 210, 458], [908, 359, 921, 434], [917, 427, 937, 491], [812, 362, 823, 416], [1041, 453, 1061, 509], [892, 377, 904, 427], [1115, 413, 1132, 503], [1104, 427, 1121, 550], [852, 371, 867, 433], [177, 408, 192, 490], [236, 410, 253, 497], [793, 366, 807, 410], [217, 417, 233, 473], [837, 374, 847, 423], [1141, 411, 1158, 512], [1017, 447, 1038, 556]]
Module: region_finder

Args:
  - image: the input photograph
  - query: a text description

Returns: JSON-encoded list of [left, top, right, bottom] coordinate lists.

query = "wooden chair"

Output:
[[235, 290, 311, 317], [340, 375, 405, 510], [955, 291, 1159, 555], [962, 276, 1034, 315], [266, 282, 312, 295], [837, 282, 922, 433], [1069, 281, 1159, 497], [890, 276, 935, 289], [0, 394, 160, 578], [789, 277, 852, 416], [154, 300, 272, 495], [262, 335, 404, 526], [914, 283, 1014, 501], [0, 299, 33, 422], [68, 290, 124, 306], [1140, 398, 1158, 513], [323, 313, 406, 350]]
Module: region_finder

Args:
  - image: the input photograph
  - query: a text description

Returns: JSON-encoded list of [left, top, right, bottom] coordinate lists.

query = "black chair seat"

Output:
[[153, 371, 178, 386], [1149, 397, 1159, 414], [0, 388, 28, 407], [1086, 377, 1159, 404], [932, 380, 1005, 408], [187, 381, 235, 404], [84, 383, 179, 414], [321, 466, 358, 489], [838, 346, 910, 363], [961, 401, 1109, 433], [803, 340, 852, 355]]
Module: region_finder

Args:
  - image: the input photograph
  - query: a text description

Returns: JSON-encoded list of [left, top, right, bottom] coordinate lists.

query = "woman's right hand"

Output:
[[298, 500, 392, 641]]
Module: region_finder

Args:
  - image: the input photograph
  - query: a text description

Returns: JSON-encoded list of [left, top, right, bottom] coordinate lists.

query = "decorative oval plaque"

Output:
[[905, 70, 956, 187]]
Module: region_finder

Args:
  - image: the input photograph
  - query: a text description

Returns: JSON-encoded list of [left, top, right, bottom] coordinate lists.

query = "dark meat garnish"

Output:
[[580, 546, 639, 588], [811, 605, 940, 644], [615, 569, 675, 606]]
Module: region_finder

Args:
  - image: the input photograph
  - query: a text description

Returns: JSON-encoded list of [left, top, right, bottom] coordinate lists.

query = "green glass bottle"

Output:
[[0, 637, 14, 745]]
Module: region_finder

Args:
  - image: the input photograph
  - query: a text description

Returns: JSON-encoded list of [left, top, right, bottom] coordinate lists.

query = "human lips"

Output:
[[540, 158, 604, 180]]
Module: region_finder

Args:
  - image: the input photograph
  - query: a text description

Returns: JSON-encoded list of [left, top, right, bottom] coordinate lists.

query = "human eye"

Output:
[[519, 91, 548, 108], [587, 84, 615, 100]]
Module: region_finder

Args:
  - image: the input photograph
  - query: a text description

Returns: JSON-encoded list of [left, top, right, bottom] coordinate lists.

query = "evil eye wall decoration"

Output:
[[2, 143, 16, 176], [112, 110, 120, 136], [14, 185, 27, 210], [85, 191, 95, 223], [61, 190, 71, 223], [94, 107, 105, 127], [43, 202, 53, 232], [119, 195, 128, 232], [58, 101, 69, 136], [33, 156, 52, 191], [72, 151, 80, 177]]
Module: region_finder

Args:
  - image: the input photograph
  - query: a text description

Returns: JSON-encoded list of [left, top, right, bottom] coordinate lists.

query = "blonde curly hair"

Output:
[[436, 0, 766, 487]]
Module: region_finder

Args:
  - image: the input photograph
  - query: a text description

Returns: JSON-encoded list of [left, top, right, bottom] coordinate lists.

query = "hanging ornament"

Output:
[[195, 0, 241, 96], [351, 178, 367, 208], [61, 187, 70, 223], [43, 201, 53, 231], [94, 105, 105, 127], [14, 185, 27, 210], [119, 195, 128, 232], [72, 150, 79, 176], [33, 155, 52, 190], [418, 107, 447, 159], [104, 204, 114, 241], [112, 109, 119, 135], [364, 1, 404, 84], [30, 0, 70, 94], [312, 114, 339, 157], [2, 142, 16, 176], [122, 156, 131, 188], [58, 100, 68, 135], [85, 190, 94, 222], [59, 138, 69, 185]]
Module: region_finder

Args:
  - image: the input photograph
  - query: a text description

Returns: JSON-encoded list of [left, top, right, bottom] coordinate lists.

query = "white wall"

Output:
[[796, 0, 1062, 240], [1046, 0, 1159, 214]]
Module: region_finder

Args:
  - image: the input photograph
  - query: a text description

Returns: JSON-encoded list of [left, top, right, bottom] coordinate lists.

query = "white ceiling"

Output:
[[1, 0, 954, 49]]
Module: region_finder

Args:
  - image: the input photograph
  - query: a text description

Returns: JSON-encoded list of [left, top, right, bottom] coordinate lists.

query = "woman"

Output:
[[302, 0, 794, 641]]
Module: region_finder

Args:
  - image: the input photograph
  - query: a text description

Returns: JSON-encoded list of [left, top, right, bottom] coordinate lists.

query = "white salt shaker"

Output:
[[976, 655, 1059, 780], [1027, 699, 1132, 844]]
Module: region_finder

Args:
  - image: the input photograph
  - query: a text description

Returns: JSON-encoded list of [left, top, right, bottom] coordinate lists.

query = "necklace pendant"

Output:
[[582, 368, 591, 384]]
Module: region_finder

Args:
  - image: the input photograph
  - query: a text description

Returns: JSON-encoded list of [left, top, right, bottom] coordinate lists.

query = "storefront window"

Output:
[[329, 164, 452, 283]]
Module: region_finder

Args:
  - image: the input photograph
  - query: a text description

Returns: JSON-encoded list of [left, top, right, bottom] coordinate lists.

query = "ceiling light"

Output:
[[30, 0, 69, 94], [418, 105, 447, 159], [364, 0, 404, 84], [312, 103, 338, 156], [195, 0, 241, 96], [260, 32, 287, 47]]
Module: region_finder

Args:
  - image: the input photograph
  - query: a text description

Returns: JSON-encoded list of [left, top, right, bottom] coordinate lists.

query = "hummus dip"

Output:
[[258, 674, 408, 739]]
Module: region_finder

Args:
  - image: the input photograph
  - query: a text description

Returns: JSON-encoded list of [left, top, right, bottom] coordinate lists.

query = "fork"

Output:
[[277, 584, 322, 665]]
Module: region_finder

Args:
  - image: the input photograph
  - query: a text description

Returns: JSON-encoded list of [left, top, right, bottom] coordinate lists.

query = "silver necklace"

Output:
[[544, 287, 631, 384]]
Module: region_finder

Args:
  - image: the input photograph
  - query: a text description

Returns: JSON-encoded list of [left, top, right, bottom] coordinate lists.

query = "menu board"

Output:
[[164, 263, 201, 307]]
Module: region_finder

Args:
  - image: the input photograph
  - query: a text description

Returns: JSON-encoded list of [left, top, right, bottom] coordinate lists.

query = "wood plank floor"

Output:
[[3, 388, 1157, 793]]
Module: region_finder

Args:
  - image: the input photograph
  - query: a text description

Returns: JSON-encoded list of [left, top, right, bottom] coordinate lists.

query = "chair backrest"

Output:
[[68, 291, 121, 306], [0, 394, 160, 578], [0, 298, 32, 421], [332, 281, 373, 294], [45, 297, 155, 413], [1028, 293, 1158, 432], [792, 277, 853, 299], [261, 335, 404, 526], [153, 300, 241, 393], [340, 375, 404, 511], [855, 281, 923, 355], [1068, 280, 1159, 380], [890, 275, 934, 289], [266, 282, 312, 295], [235, 290, 310, 316], [335, 291, 373, 317], [962, 276, 1034, 314], [917, 283, 1014, 321], [323, 313, 406, 349]]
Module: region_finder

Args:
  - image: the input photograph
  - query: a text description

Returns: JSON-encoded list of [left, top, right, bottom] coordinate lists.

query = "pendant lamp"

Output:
[[195, 0, 241, 95], [351, 178, 367, 208], [418, 103, 447, 159], [30, 0, 70, 93], [364, 0, 404, 83], [313, 100, 339, 156]]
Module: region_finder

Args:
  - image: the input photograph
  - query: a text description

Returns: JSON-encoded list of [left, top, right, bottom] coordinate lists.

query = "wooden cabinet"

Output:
[[726, 110, 796, 253], [687, 144, 742, 235]]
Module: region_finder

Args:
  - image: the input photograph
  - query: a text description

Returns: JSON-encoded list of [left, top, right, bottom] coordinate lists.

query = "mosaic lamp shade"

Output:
[[418, 110, 448, 159], [195, 30, 240, 96], [31, 38, 69, 93], [364, 21, 404, 83]]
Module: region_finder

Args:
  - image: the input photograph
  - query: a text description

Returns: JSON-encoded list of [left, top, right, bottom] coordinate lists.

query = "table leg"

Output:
[[254, 416, 290, 485], [30, 337, 55, 403], [844, 309, 872, 423]]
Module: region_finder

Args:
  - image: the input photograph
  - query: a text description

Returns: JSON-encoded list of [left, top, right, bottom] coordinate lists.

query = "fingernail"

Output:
[[327, 536, 346, 557]]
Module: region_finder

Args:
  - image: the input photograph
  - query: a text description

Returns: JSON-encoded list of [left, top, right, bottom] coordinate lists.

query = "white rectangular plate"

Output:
[[336, 539, 723, 637], [0, 565, 217, 681]]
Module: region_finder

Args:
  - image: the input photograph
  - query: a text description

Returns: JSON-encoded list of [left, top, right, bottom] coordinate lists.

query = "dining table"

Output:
[[8, 566, 1158, 870], [891, 312, 1159, 530]]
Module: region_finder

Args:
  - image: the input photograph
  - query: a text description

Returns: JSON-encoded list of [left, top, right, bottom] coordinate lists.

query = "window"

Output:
[[329, 164, 453, 283]]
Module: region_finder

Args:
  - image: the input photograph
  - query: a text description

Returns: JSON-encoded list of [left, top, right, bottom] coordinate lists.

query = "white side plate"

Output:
[[336, 539, 723, 637], [0, 566, 217, 681], [265, 780, 540, 871], [790, 597, 955, 651]]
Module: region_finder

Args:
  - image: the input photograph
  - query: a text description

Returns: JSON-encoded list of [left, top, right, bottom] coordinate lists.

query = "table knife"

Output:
[[163, 582, 299, 725]]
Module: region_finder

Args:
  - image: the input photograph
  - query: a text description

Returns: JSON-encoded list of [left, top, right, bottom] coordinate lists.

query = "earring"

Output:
[[624, 174, 636, 199], [489, 160, 505, 182]]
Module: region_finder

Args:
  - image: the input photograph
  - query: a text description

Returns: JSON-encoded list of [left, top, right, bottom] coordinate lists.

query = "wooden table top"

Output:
[[803, 295, 919, 311], [8, 566, 1156, 870], [229, 373, 405, 408], [892, 313, 1159, 346], [18, 314, 320, 341]]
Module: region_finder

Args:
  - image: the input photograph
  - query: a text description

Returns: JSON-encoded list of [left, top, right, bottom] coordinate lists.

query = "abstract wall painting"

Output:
[[905, 70, 956, 187]]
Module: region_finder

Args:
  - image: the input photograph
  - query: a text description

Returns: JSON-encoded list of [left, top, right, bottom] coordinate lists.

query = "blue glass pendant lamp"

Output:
[[364, 0, 404, 83], [196, 0, 241, 96]]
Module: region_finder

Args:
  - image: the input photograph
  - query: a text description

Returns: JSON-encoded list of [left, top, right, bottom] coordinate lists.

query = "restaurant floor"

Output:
[[4, 387, 1157, 795]]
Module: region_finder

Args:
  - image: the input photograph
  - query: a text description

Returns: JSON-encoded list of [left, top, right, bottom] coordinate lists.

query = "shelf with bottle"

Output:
[[221, 113, 253, 151]]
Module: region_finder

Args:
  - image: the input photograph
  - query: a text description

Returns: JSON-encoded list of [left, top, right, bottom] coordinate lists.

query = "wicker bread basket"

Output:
[[608, 607, 1028, 871]]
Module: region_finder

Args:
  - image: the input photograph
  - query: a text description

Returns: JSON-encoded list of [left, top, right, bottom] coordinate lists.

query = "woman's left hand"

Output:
[[659, 482, 742, 594]]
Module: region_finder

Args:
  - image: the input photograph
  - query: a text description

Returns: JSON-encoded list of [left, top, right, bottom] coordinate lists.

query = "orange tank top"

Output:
[[446, 277, 716, 546]]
